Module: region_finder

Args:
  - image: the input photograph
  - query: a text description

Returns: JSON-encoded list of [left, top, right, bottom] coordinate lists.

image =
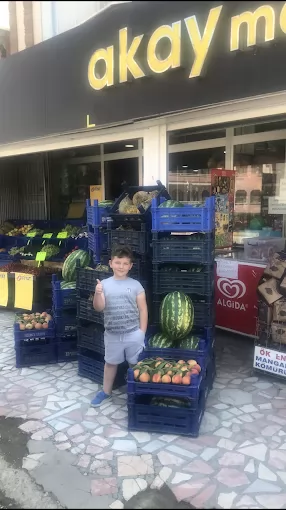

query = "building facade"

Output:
[[8, 1, 129, 53]]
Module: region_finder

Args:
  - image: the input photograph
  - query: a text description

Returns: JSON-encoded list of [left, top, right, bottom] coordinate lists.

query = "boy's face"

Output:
[[109, 256, 133, 278]]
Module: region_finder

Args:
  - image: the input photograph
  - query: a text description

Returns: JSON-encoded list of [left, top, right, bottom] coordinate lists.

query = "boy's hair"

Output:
[[111, 245, 133, 262]]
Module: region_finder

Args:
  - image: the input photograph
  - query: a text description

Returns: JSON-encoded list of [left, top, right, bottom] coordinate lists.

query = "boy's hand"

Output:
[[95, 279, 103, 295]]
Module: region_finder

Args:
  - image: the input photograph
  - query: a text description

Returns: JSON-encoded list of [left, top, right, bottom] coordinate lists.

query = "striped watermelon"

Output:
[[60, 281, 76, 290], [159, 200, 184, 208], [98, 200, 114, 208], [62, 250, 90, 282], [179, 335, 199, 350], [160, 291, 194, 341], [148, 333, 174, 349]]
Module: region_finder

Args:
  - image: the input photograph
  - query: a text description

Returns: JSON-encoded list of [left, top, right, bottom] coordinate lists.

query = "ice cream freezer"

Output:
[[215, 251, 266, 338]]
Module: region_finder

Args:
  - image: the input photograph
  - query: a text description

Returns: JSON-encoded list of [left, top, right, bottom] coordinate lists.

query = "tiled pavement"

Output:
[[0, 310, 286, 509]]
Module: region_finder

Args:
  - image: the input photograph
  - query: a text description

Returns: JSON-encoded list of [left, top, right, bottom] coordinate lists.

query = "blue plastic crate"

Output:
[[86, 199, 112, 228], [76, 266, 110, 293], [15, 340, 57, 368], [56, 335, 78, 362], [77, 297, 104, 326], [107, 223, 150, 255], [109, 181, 171, 225], [52, 275, 77, 310], [77, 323, 105, 355], [153, 264, 214, 296], [152, 232, 215, 264], [88, 228, 108, 260], [53, 310, 77, 335], [127, 384, 207, 437], [78, 348, 127, 388], [151, 196, 215, 233], [14, 317, 55, 342], [127, 367, 202, 399], [152, 295, 215, 330]]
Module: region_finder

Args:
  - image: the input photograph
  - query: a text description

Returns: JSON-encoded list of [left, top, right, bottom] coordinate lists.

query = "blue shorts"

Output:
[[104, 328, 145, 365]]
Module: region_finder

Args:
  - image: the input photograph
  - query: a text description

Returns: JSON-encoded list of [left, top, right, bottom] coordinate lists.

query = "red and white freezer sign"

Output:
[[215, 262, 265, 336], [254, 346, 286, 378]]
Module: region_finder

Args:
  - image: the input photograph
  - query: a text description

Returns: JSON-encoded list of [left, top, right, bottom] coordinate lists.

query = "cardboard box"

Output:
[[271, 321, 286, 345]]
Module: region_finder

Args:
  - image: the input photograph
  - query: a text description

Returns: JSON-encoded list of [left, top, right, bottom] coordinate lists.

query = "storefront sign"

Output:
[[88, 4, 285, 91], [0, 272, 8, 307], [4, 1, 286, 144], [254, 345, 286, 377], [14, 273, 33, 311], [215, 263, 265, 337], [268, 197, 286, 214]]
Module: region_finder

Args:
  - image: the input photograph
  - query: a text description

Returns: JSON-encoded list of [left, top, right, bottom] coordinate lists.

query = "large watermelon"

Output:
[[179, 335, 199, 350], [148, 333, 174, 349], [160, 291, 194, 341], [62, 250, 90, 282], [158, 200, 184, 208]]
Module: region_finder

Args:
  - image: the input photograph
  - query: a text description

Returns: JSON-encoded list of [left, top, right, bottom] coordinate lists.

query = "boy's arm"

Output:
[[136, 291, 148, 333], [93, 279, 106, 312]]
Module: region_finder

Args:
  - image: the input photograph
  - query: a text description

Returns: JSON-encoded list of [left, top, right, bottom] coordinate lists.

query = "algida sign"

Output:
[[87, 3, 286, 91]]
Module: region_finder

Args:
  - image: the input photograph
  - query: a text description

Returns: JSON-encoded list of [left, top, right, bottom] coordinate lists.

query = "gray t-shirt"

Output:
[[101, 277, 145, 333]]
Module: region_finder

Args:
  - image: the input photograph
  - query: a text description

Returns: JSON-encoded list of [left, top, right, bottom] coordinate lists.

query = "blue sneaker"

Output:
[[90, 391, 112, 408]]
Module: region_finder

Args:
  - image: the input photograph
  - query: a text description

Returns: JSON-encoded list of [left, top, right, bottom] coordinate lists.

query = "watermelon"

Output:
[[158, 200, 184, 208], [148, 333, 174, 349], [179, 335, 200, 350], [60, 281, 76, 290], [160, 291, 194, 341], [98, 200, 113, 208], [62, 250, 90, 282], [151, 397, 190, 408]]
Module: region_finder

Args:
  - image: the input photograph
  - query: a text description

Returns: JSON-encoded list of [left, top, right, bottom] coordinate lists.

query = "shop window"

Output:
[[250, 190, 261, 205], [168, 147, 225, 202], [235, 190, 247, 204], [169, 127, 225, 145], [233, 140, 285, 244], [234, 117, 286, 135], [104, 139, 139, 154]]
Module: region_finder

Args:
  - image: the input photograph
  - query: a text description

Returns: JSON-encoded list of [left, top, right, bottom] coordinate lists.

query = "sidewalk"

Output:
[[0, 310, 286, 509]]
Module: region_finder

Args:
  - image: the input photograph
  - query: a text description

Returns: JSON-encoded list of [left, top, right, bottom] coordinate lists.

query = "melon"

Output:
[[148, 333, 174, 349], [158, 200, 184, 208], [160, 291, 194, 341], [62, 250, 90, 282]]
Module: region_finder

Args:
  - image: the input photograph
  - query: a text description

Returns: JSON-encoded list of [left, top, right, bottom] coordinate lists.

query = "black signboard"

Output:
[[0, 1, 286, 144]]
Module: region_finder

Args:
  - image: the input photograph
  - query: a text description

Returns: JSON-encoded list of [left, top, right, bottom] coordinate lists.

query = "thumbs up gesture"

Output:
[[95, 279, 103, 295]]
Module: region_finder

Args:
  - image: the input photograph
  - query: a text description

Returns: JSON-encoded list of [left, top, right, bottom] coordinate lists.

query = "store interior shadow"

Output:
[[124, 485, 199, 509]]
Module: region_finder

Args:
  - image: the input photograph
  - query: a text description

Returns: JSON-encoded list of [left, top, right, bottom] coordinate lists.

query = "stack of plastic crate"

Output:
[[127, 196, 216, 437], [52, 275, 78, 362], [86, 199, 111, 264], [76, 264, 127, 386], [14, 314, 56, 368]]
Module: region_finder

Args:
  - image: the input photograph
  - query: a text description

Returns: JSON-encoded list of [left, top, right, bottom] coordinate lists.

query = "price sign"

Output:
[[43, 233, 53, 239], [57, 232, 68, 239], [36, 252, 46, 262], [26, 232, 36, 238]]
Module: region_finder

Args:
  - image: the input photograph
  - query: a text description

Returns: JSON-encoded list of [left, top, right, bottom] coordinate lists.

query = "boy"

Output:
[[91, 245, 148, 407]]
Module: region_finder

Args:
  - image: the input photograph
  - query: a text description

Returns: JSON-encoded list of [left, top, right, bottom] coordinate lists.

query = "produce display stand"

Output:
[[0, 219, 88, 311], [126, 195, 216, 437]]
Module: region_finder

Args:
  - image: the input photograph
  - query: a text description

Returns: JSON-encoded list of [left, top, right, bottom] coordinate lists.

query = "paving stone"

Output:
[[117, 455, 154, 476], [258, 463, 277, 482], [244, 480, 281, 494], [244, 459, 255, 474], [255, 494, 286, 509], [219, 389, 252, 406], [218, 491, 237, 508], [216, 468, 249, 488], [171, 473, 192, 484], [238, 443, 268, 461], [200, 448, 219, 461], [122, 478, 147, 501], [112, 440, 137, 453]]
